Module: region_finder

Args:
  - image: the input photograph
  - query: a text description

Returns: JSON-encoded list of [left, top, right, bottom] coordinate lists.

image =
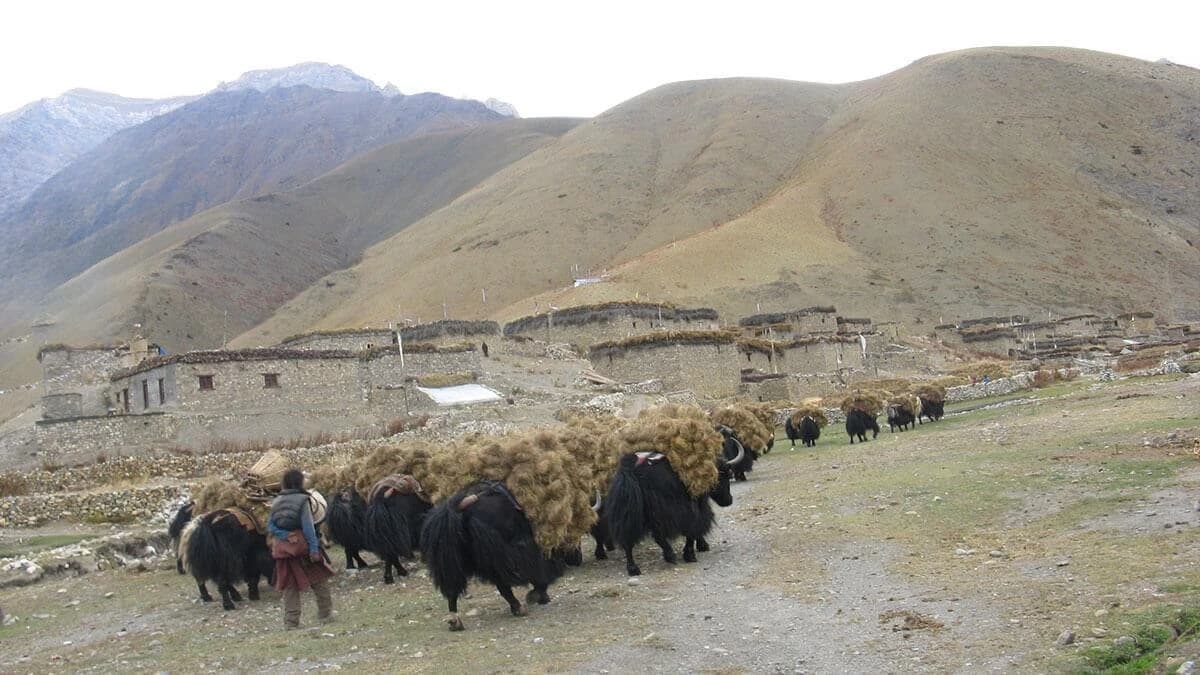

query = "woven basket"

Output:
[[244, 449, 288, 495]]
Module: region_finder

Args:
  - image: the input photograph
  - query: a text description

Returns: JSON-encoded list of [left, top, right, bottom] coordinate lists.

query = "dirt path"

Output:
[[581, 478, 1008, 673]]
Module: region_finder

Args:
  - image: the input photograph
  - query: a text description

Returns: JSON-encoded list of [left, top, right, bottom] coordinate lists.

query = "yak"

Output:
[[363, 476, 431, 584], [919, 397, 945, 423], [718, 425, 756, 482], [326, 487, 372, 571], [887, 405, 916, 432], [786, 415, 821, 448], [421, 480, 567, 631], [182, 508, 273, 610], [845, 409, 880, 444], [167, 500, 195, 575], [605, 442, 742, 577]]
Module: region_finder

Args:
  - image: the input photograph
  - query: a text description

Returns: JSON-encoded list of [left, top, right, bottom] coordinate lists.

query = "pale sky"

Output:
[[3, 0, 1197, 118]]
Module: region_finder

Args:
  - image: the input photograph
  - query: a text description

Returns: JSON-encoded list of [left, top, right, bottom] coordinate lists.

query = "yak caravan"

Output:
[[1, 14, 1199, 670]]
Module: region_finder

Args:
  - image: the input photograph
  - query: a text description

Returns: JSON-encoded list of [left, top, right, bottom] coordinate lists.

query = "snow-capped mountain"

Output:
[[483, 98, 520, 118], [0, 89, 192, 216], [215, 62, 382, 94]]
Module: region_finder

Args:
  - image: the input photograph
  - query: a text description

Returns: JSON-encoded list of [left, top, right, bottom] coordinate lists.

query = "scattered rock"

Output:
[[1114, 636, 1135, 647], [1092, 627, 1109, 637], [1057, 630, 1076, 646], [1176, 660, 1195, 674]]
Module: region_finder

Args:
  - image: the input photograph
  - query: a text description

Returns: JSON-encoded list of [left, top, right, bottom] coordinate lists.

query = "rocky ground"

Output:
[[0, 372, 1198, 673]]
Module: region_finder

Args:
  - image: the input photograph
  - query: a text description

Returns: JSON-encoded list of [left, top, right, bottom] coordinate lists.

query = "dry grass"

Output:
[[949, 360, 1013, 380], [0, 473, 29, 497], [416, 372, 477, 388], [589, 330, 737, 358], [838, 390, 888, 415]]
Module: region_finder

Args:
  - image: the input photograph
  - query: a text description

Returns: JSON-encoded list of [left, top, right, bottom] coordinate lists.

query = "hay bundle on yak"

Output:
[[557, 414, 627, 560], [886, 393, 921, 432], [913, 382, 948, 423], [605, 405, 739, 576], [341, 440, 442, 583], [786, 400, 828, 448], [710, 405, 769, 480], [840, 390, 888, 416], [742, 402, 780, 451], [420, 432, 597, 630], [841, 391, 885, 444]]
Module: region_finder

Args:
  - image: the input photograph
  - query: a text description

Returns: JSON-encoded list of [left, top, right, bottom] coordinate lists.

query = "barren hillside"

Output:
[[0, 119, 577, 422], [0, 86, 504, 299], [250, 47, 1197, 335]]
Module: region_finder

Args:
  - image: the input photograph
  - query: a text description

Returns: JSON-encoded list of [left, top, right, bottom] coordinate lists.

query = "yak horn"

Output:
[[591, 490, 603, 512], [724, 437, 745, 467]]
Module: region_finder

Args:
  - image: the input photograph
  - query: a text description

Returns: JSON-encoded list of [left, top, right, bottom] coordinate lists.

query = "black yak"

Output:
[[326, 487, 371, 571], [887, 405, 916, 432], [606, 443, 741, 577], [919, 397, 945, 423], [845, 409, 880, 444], [363, 476, 431, 584], [167, 500, 194, 575], [421, 480, 567, 631], [717, 425, 756, 482], [183, 508, 273, 610], [786, 415, 821, 448]]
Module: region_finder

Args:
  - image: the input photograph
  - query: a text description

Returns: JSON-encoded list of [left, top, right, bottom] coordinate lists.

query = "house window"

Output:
[[158, 378, 166, 405], [122, 388, 130, 413], [263, 373, 280, 389], [198, 375, 214, 391], [142, 380, 150, 409]]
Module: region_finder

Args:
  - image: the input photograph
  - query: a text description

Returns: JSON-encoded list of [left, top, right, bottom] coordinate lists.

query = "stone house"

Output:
[[836, 317, 874, 335], [737, 306, 838, 339], [1117, 312, 1157, 336], [588, 331, 742, 398], [399, 320, 499, 351], [504, 302, 719, 350]]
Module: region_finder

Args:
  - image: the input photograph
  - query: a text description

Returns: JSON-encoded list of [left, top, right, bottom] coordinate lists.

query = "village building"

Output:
[[503, 302, 719, 350], [276, 328, 397, 351], [737, 306, 838, 339]]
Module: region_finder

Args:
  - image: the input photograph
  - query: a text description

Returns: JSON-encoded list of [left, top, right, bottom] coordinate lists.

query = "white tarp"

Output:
[[416, 383, 504, 406]]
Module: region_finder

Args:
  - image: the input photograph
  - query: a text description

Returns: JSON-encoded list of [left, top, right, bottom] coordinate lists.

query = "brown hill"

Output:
[[0, 86, 504, 299], [247, 47, 1199, 337], [0, 119, 577, 422]]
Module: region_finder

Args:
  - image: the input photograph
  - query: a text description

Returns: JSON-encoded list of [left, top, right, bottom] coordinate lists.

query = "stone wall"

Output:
[[36, 413, 181, 462], [40, 347, 124, 417], [41, 393, 83, 420], [507, 317, 718, 350], [590, 343, 743, 398]]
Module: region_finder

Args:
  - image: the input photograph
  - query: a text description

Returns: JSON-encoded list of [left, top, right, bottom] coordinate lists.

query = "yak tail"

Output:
[[606, 454, 646, 551], [185, 514, 239, 586], [419, 498, 470, 602]]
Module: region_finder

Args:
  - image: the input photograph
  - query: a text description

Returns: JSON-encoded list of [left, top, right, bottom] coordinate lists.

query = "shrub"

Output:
[[0, 473, 29, 497], [386, 415, 430, 436]]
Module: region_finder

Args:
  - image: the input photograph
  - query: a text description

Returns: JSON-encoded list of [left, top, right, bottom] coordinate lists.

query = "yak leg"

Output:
[[228, 585, 244, 602], [526, 584, 551, 605], [683, 538, 698, 563], [344, 548, 356, 570], [197, 581, 213, 602], [247, 573, 261, 601], [353, 551, 371, 569], [392, 556, 408, 577], [623, 544, 642, 576], [218, 584, 237, 611], [446, 593, 464, 631], [176, 555, 185, 575], [382, 559, 394, 584], [653, 531, 677, 564], [496, 583, 526, 616], [696, 536, 710, 552], [592, 531, 607, 560]]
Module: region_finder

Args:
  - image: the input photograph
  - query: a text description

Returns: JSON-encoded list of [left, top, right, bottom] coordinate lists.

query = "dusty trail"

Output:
[[582, 477, 1007, 673]]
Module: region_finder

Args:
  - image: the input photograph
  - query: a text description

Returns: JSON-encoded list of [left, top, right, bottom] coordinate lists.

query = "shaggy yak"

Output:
[[182, 508, 273, 610], [785, 415, 821, 448], [605, 443, 742, 576], [421, 480, 568, 631], [363, 475, 431, 584], [325, 487, 372, 570], [167, 500, 195, 575], [919, 397, 945, 423], [845, 409, 880, 444], [717, 425, 756, 482], [887, 405, 916, 432]]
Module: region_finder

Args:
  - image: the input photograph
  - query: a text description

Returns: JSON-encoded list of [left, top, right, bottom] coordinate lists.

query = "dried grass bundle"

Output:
[[890, 393, 921, 416], [351, 440, 443, 500], [790, 404, 828, 428], [912, 383, 948, 403], [839, 390, 888, 416], [615, 413, 722, 498], [710, 405, 772, 451], [192, 479, 268, 523], [431, 431, 597, 554]]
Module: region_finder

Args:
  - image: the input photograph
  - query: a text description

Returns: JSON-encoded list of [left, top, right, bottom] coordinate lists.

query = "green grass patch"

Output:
[[0, 534, 90, 558], [1074, 604, 1200, 674]]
